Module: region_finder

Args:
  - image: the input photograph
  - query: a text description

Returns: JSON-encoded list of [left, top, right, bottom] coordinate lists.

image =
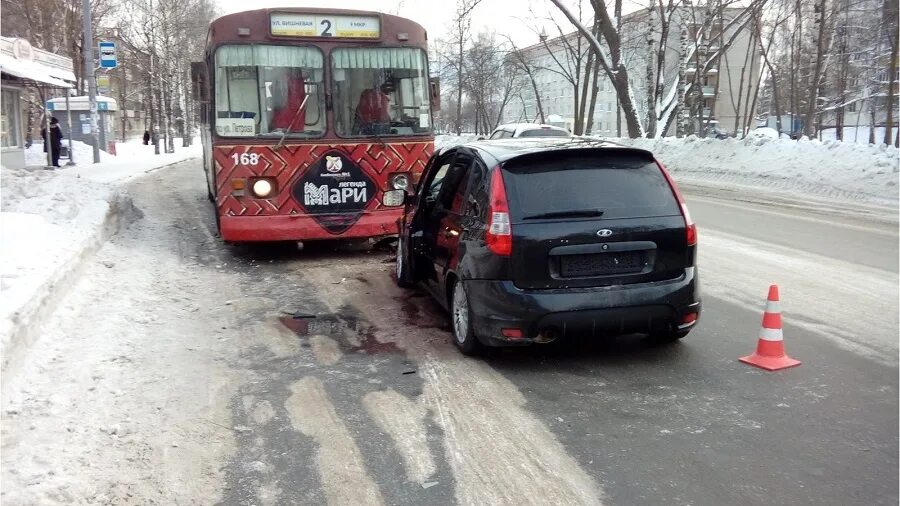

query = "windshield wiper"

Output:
[[523, 209, 605, 220], [275, 95, 310, 151]]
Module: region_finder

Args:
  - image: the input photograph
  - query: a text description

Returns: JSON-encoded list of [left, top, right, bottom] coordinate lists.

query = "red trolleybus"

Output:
[[192, 8, 438, 242]]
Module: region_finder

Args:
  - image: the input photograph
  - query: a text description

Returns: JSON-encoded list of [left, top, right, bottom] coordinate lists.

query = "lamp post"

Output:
[[82, 0, 101, 163]]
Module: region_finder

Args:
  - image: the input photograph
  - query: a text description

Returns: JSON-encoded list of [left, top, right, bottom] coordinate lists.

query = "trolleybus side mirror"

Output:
[[429, 77, 440, 112], [191, 62, 209, 103]]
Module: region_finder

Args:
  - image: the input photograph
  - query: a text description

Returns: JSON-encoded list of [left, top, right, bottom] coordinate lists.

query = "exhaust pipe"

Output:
[[534, 327, 560, 344]]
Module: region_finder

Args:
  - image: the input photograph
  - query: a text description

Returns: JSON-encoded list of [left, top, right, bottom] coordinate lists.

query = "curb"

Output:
[[143, 157, 195, 175], [0, 188, 138, 390]]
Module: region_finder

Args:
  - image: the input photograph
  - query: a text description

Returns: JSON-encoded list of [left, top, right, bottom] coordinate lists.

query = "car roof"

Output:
[[493, 123, 569, 134], [447, 137, 654, 164], [516, 123, 568, 133]]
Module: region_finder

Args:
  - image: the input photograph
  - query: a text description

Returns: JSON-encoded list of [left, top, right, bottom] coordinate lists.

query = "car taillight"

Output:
[[656, 159, 697, 246], [486, 167, 512, 256]]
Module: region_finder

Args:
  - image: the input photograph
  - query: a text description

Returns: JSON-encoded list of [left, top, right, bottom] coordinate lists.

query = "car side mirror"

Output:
[[190, 62, 209, 103]]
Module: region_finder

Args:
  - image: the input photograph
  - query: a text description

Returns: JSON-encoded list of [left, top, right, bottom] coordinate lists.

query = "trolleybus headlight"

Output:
[[390, 173, 410, 191], [250, 178, 275, 198]]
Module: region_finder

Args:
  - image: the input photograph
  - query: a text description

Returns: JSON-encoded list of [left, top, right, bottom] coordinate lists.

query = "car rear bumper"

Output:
[[464, 267, 700, 346], [220, 210, 400, 242]]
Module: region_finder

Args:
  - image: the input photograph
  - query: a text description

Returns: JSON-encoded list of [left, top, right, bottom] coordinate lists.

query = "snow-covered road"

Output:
[[690, 192, 899, 363], [1, 159, 896, 505]]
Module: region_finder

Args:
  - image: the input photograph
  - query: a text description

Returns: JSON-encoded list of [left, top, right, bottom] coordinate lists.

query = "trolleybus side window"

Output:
[[215, 45, 325, 138], [331, 47, 432, 138]]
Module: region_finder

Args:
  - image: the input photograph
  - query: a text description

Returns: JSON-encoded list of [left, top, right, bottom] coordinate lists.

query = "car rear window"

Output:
[[501, 152, 681, 220], [518, 128, 570, 138]]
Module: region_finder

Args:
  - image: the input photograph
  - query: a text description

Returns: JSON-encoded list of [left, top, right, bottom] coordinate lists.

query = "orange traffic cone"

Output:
[[739, 285, 801, 371]]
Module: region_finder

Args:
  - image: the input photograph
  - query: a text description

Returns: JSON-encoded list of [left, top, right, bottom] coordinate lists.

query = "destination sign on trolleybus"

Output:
[[270, 13, 381, 39]]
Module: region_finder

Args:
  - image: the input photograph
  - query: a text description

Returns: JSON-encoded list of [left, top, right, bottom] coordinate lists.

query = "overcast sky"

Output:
[[212, 0, 643, 48]]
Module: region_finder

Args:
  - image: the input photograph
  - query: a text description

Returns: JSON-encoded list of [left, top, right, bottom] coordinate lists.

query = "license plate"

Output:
[[559, 252, 645, 277]]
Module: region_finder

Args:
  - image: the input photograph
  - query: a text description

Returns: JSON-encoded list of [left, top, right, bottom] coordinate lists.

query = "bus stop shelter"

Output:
[[46, 95, 118, 150]]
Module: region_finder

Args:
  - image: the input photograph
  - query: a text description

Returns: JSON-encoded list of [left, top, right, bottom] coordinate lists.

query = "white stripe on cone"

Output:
[[759, 327, 784, 341], [765, 301, 781, 313]]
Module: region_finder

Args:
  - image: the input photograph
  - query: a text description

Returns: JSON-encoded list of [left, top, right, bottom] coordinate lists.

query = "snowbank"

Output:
[[0, 168, 121, 373], [616, 135, 899, 206], [1, 139, 200, 375], [437, 132, 898, 204], [26, 138, 201, 183], [819, 126, 892, 145], [27, 139, 118, 166], [436, 134, 479, 150]]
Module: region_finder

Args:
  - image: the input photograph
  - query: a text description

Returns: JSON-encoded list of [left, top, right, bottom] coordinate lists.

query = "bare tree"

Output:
[[464, 33, 524, 134], [527, 2, 606, 134], [550, 0, 765, 138], [549, 0, 644, 136], [445, 0, 483, 134], [757, 0, 897, 143], [504, 36, 547, 123], [117, 0, 215, 149], [881, 0, 898, 145]]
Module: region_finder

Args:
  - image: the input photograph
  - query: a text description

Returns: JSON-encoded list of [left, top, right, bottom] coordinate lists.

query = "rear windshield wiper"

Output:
[[523, 209, 605, 220]]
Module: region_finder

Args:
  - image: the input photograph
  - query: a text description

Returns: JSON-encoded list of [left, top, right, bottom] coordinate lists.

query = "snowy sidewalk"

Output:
[[1, 139, 200, 378]]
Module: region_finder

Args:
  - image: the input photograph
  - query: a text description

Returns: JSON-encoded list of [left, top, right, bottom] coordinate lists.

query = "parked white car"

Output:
[[486, 123, 571, 139]]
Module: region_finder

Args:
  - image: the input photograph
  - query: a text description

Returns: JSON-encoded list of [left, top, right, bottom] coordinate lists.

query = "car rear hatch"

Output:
[[501, 148, 691, 290]]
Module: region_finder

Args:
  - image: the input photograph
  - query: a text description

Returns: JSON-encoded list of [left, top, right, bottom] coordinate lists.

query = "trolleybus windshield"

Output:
[[331, 47, 431, 138], [215, 45, 326, 139]]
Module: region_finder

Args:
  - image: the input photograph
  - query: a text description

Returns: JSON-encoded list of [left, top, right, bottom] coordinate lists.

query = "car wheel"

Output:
[[395, 235, 414, 288], [450, 279, 481, 356]]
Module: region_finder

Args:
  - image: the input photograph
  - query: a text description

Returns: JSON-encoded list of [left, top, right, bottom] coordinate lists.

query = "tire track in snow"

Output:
[[312, 268, 606, 506], [284, 376, 384, 506], [362, 389, 436, 484]]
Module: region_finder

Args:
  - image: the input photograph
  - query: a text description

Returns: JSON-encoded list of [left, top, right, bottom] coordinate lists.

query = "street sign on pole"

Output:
[[99, 41, 117, 69], [97, 74, 110, 95]]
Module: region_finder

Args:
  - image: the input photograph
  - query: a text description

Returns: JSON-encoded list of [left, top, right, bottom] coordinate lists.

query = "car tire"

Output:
[[395, 235, 415, 288], [450, 279, 481, 356]]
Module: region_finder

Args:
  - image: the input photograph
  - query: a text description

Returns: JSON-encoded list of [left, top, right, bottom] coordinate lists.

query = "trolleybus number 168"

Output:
[[231, 153, 262, 166]]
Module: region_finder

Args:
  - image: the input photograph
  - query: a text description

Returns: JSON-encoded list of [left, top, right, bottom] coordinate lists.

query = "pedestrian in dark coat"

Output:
[[41, 117, 62, 167], [143, 130, 151, 145]]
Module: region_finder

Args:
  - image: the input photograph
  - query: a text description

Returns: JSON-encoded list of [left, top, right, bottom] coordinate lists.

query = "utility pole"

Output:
[[65, 92, 75, 165], [149, 0, 160, 154], [150, 49, 160, 154], [82, 0, 101, 163]]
